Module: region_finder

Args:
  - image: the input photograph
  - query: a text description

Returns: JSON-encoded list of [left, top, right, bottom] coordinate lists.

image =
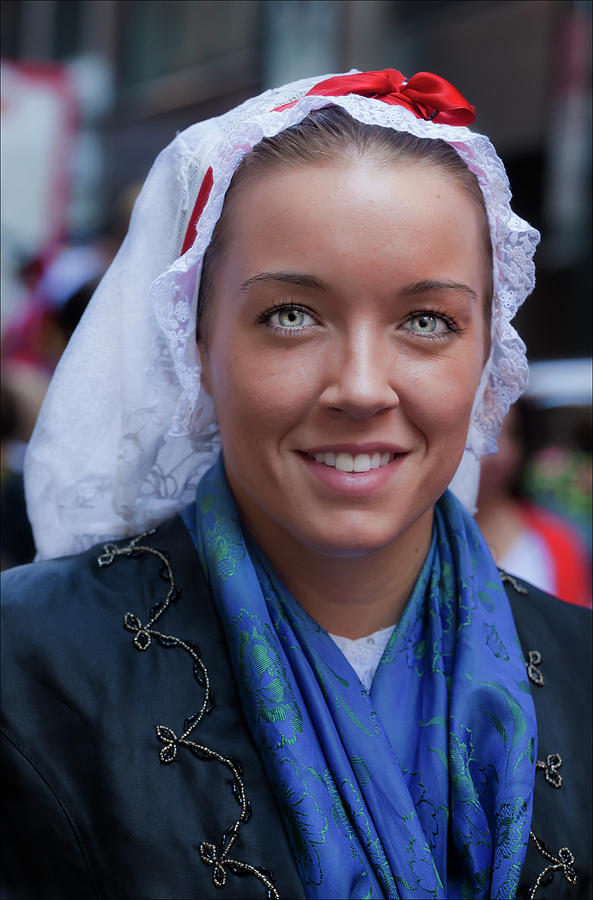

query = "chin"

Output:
[[293, 519, 416, 559]]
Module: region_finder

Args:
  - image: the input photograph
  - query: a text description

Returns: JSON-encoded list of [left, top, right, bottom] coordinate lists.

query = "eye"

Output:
[[403, 311, 458, 338], [261, 304, 317, 333], [275, 307, 311, 328], [409, 313, 444, 334]]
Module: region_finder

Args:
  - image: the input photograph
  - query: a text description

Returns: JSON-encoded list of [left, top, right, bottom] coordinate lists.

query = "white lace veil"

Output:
[[25, 70, 540, 560]]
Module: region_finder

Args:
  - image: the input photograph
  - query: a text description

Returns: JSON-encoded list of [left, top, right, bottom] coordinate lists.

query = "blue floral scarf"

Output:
[[181, 456, 537, 899]]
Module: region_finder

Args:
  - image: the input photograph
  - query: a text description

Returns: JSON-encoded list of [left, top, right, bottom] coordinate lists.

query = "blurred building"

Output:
[[1, 0, 591, 360]]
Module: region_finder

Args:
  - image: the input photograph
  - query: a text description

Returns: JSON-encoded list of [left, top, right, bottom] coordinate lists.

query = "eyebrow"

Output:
[[239, 271, 328, 292], [401, 279, 479, 303], [239, 272, 479, 302]]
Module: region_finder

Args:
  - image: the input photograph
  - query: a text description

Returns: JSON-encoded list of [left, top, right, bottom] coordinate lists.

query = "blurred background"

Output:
[[1, 0, 591, 586]]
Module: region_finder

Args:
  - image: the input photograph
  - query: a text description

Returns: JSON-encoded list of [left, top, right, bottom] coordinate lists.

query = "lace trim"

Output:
[[97, 532, 280, 899]]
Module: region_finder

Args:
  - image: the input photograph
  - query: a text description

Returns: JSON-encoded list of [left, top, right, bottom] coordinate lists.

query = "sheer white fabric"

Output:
[[25, 71, 540, 559], [330, 625, 396, 692]]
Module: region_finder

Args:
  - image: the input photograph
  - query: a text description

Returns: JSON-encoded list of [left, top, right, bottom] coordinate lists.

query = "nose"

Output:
[[319, 325, 399, 419]]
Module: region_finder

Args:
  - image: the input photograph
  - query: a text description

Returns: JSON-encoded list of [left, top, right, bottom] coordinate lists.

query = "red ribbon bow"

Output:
[[275, 68, 475, 126], [181, 69, 474, 255]]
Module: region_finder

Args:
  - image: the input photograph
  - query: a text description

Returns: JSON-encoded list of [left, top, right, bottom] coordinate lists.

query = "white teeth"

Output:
[[353, 453, 371, 473], [335, 452, 354, 472], [310, 451, 394, 472]]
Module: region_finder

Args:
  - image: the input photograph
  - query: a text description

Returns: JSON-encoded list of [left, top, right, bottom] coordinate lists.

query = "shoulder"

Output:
[[1, 514, 209, 744], [501, 571, 591, 732], [2, 513, 202, 630], [1, 514, 306, 899], [500, 571, 591, 749], [501, 573, 592, 899], [501, 571, 591, 674]]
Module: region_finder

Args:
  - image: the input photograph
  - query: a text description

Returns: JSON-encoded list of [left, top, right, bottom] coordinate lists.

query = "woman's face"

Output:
[[199, 158, 488, 559]]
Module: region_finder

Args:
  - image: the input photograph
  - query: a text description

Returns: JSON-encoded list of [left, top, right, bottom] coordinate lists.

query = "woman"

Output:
[[2, 69, 591, 900]]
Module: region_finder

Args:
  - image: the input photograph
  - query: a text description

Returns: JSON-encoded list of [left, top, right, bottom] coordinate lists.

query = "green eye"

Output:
[[411, 314, 438, 333], [406, 312, 455, 336], [268, 306, 316, 330], [277, 308, 307, 328], [258, 303, 317, 334]]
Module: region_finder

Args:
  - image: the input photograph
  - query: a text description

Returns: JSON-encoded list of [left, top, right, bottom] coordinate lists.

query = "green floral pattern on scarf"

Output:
[[182, 458, 537, 899]]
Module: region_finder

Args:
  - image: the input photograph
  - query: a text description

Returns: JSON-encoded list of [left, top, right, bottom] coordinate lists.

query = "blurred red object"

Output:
[[518, 502, 592, 608]]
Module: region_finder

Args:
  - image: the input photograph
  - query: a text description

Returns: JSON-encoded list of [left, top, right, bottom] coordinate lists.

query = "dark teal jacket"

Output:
[[2, 515, 591, 899]]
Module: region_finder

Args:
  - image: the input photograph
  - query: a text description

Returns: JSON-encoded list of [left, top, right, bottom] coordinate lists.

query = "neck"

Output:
[[246, 509, 434, 639]]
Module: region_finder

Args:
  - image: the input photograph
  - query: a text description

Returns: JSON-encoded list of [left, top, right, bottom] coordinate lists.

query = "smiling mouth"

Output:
[[305, 451, 398, 473]]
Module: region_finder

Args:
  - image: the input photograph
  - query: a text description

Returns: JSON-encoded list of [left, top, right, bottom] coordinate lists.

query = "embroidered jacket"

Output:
[[1, 515, 591, 899]]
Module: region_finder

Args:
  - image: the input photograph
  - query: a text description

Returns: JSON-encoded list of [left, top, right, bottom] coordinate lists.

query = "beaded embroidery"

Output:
[[526, 650, 544, 686], [497, 573, 583, 899], [535, 753, 563, 789], [527, 831, 577, 899], [98, 531, 280, 899], [500, 570, 529, 595]]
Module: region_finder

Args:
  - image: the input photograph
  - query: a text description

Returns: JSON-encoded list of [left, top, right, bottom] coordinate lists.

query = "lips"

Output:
[[307, 451, 395, 473], [297, 445, 409, 498], [301, 443, 408, 475]]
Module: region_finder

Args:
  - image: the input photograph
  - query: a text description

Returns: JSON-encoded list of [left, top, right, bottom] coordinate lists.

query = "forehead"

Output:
[[218, 158, 486, 297]]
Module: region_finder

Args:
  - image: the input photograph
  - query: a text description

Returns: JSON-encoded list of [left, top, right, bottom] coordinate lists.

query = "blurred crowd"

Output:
[[476, 398, 591, 608], [1, 185, 138, 570]]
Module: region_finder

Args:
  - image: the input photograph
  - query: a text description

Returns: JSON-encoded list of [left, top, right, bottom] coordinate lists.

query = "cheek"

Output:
[[401, 357, 481, 447], [205, 343, 322, 446]]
